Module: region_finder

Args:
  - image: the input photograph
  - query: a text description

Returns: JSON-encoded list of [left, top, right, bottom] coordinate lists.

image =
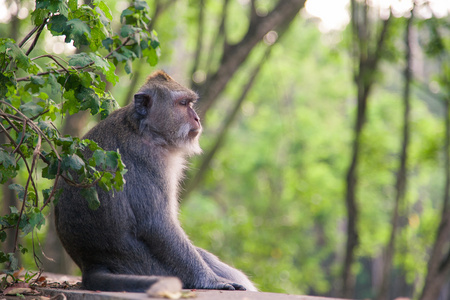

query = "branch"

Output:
[[104, 37, 131, 59], [31, 55, 70, 73], [0, 114, 41, 207], [190, 0, 205, 83], [149, 0, 178, 29], [18, 26, 39, 48], [197, 0, 305, 120], [203, 0, 229, 78], [0, 101, 61, 160], [182, 47, 271, 200], [16, 37, 131, 82], [25, 18, 49, 56], [12, 118, 27, 154]]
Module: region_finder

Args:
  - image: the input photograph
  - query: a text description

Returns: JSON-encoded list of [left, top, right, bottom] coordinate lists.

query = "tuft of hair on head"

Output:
[[146, 70, 173, 83]]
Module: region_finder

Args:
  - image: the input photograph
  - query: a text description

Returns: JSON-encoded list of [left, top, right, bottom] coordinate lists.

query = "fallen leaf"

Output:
[[3, 287, 33, 295], [147, 277, 183, 299], [12, 267, 24, 278]]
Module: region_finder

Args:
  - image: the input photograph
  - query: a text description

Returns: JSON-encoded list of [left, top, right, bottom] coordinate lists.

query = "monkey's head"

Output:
[[133, 71, 202, 156]]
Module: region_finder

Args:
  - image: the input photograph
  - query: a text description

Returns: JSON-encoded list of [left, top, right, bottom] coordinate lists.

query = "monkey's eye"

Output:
[[180, 99, 194, 108]]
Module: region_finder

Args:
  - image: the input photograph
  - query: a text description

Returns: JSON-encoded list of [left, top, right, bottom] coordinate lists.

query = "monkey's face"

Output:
[[169, 91, 202, 155], [134, 87, 202, 156]]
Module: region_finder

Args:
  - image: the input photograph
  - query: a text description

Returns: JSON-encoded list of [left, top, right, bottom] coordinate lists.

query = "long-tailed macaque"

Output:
[[55, 71, 257, 292]]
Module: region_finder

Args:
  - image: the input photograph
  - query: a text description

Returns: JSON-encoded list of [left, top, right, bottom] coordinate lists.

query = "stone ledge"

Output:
[[39, 288, 347, 300], [35, 273, 348, 300]]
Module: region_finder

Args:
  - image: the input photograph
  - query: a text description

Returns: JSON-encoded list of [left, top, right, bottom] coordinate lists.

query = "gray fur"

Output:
[[54, 71, 257, 293]]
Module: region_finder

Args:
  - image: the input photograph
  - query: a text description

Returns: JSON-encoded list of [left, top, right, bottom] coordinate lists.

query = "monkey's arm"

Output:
[[143, 219, 244, 290], [126, 180, 245, 290]]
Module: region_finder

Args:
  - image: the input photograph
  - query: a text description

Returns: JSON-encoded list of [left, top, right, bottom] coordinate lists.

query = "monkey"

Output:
[[54, 70, 257, 293]]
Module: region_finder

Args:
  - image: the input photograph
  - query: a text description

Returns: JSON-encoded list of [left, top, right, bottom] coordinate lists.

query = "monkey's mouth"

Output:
[[188, 128, 201, 138]]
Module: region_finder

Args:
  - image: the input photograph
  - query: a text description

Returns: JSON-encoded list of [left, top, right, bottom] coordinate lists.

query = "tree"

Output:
[[376, 11, 413, 300], [0, 0, 159, 276], [342, 1, 392, 297], [418, 16, 450, 300]]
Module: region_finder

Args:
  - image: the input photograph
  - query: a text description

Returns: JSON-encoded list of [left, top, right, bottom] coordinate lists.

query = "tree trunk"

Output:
[[342, 1, 391, 297], [376, 14, 413, 300], [419, 98, 450, 300]]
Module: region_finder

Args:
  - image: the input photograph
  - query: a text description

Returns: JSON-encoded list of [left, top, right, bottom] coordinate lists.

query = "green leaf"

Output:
[[120, 9, 134, 21], [102, 37, 113, 51], [75, 86, 101, 114], [20, 101, 44, 117], [31, 8, 50, 25], [62, 154, 85, 171], [81, 187, 100, 210], [134, 0, 149, 10], [47, 73, 61, 95], [57, 136, 73, 145], [111, 51, 128, 62], [98, 172, 113, 191], [22, 208, 45, 235], [97, 1, 112, 20], [92, 150, 106, 168], [105, 151, 119, 169], [69, 0, 78, 11], [65, 19, 91, 48], [48, 14, 68, 35], [0, 73, 17, 98], [94, 6, 109, 27], [150, 39, 160, 49], [88, 53, 111, 74], [42, 159, 60, 180], [36, 0, 68, 16], [0, 231, 6, 242], [120, 25, 137, 38], [8, 253, 18, 271], [68, 53, 94, 67], [19, 245, 28, 255], [5, 42, 30, 70], [100, 96, 118, 119], [0, 149, 16, 168], [105, 61, 118, 85], [9, 183, 25, 200], [143, 46, 158, 66]]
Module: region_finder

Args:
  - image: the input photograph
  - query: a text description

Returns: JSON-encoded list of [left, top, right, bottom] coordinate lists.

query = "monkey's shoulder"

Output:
[[83, 105, 137, 149]]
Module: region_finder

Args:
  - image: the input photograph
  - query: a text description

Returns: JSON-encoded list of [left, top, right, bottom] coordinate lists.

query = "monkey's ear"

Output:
[[134, 92, 152, 117]]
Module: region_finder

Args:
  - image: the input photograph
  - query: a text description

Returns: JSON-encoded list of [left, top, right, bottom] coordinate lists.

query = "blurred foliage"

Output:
[[0, 0, 449, 298]]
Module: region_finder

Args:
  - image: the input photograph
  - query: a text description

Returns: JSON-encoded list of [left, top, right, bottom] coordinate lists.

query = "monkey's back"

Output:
[[55, 105, 169, 275]]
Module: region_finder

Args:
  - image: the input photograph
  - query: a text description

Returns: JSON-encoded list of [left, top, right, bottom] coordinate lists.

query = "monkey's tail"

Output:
[[82, 270, 181, 293]]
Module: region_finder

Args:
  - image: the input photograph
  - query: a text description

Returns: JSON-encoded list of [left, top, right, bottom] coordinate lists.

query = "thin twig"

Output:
[[25, 18, 49, 56], [40, 161, 61, 211], [31, 55, 70, 73], [0, 112, 21, 132], [0, 100, 61, 160], [18, 26, 39, 48], [0, 109, 49, 133], [12, 119, 27, 154], [0, 115, 40, 208], [104, 37, 131, 59], [32, 135, 42, 207]]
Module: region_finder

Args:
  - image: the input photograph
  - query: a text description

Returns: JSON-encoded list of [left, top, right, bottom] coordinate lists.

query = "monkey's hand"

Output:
[[207, 277, 246, 291]]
